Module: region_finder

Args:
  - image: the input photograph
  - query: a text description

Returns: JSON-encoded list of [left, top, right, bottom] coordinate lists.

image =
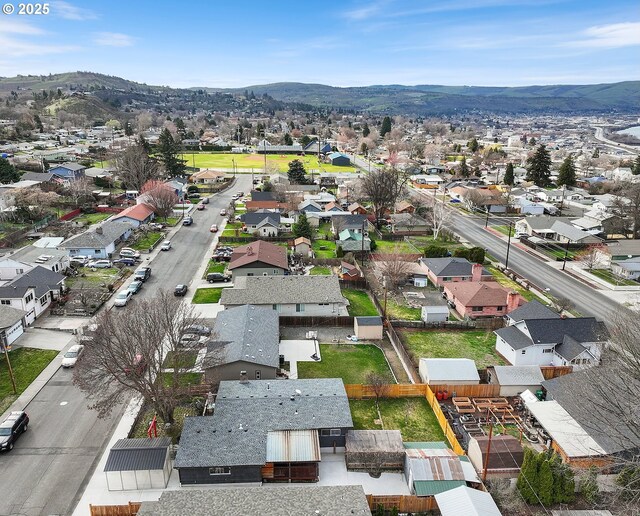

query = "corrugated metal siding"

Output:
[[104, 448, 168, 472], [266, 430, 321, 463], [413, 480, 465, 496]]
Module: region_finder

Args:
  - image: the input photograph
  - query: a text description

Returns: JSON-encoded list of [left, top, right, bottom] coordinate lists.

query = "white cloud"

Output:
[[342, 0, 389, 20], [53, 1, 97, 20], [565, 22, 640, 49], [93, 32, 136, 47], [0, 35, 78, 58], [0, 18, 46, 35]]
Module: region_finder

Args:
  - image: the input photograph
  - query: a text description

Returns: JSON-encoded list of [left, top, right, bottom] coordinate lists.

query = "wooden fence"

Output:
[[278, 315, 354, 327], [59, 208, 82, 221], [424, 383, 466, 455], [540, 365, 573, 380], [369, 252, 422, 262], [366, 494, 436, 512], [428, 383, 501, 397], [89, 502, 140, 516]]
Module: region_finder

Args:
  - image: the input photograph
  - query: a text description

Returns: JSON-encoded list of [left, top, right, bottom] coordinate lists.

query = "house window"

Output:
[[0, 300, 10, 305], [94, 250, 100, 254], [543, 349, 553, 353], [209, 467, 231, 475], [296, 304, 305, 313], [320, 429, 341, 437], [39, 295, 48, 305], [247, 273, 254, 277], [255, 370, 261, 380], [318, 303, 329, 306], [521, 350, 526, 354], [496, 306, 504, 311], [443, 277, 451, 281], [15, 269, 23, 275], [25, 293, 34, 304], [472, 306, 483, 312]]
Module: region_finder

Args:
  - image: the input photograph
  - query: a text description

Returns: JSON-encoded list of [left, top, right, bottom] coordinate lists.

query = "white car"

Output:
[[70, 256, 89, 266], [114, 290, 133, 307], [88, 259, 112, 269], [160, 240, 172, 251], [219, 209, 227, 216], [119, 248, 141, 259], [61, 344, 84, 367]]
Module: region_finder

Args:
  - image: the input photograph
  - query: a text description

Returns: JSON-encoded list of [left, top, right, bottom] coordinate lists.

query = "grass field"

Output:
[[350, 398, 446, 442], [204, 261, 227, 277], [342, 288, 378, 316], [373, 239, 421, 254], [131, 231, 163, 251], [493, 224, 515, 237], [192, 288, 223, 304], [312, 239, 336, 258], [162, 350, 198, 370], [310, 265, 332, 275], [486, 265, 542, 303], [386, 298, 422, 320], [72, 212, 112, 225], [66, 267, 120, 288], [297, 344, 394, 384], [0, 348, 59, 414], [184, 153, 356, 173], [130, 405, 197, 440], [401, 329, 504, 369], [589, 268, 638, 286]]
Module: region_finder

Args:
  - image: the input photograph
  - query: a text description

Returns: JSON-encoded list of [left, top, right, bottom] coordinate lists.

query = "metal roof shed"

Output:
[[346, 430, 405, 471], [104, 437, 172, 491], [419, 358, 480, 385], [435, 485, 502, 516]]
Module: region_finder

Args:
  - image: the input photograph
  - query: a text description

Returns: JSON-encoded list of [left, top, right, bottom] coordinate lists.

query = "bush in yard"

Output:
[[454, 246, 485, 263], [336, 245, 344, 258], [580, 467, 600, 505], [424, 245, 449, 258], [537, 457, 554, 505], [187, 185, 198, 193], [369, 239, 377, 251], [517, 448, 540, 504]]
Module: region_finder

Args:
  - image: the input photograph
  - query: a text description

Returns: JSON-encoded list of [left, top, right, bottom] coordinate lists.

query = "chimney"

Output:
[[471, 262, 483, 282], [506, 291, 520, 313], [246, 246, 253, 256], [95, 226, 103, 235]]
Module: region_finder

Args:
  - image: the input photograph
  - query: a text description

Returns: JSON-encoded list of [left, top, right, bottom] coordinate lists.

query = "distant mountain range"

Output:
[[1, 72, 638, 116]]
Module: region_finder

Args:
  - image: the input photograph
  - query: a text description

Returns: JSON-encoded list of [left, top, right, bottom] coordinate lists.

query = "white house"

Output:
[[1, 246, 69, 277], [0, 266, 65, 324], [0, 306, 27, 349]]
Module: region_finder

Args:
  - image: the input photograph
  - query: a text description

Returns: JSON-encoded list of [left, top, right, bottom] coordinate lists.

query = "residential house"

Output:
[[611, 257, 640, 280], [240, 211, 282, 237], [327, 152, 350, 166], [165, 177, 188, 199], [136, 486, 372, 516], [0, 266, 65, 324], [190, 169, 227, 184], [389, 213, 429, 233], [336, 229, 371, 253], [220, 275, 349, 316], [443, 282, 522, 319], [339, 261, 362, 280], [246, 191, 290, 212], [467, 435, 524, 479], [549, 220, 603, 245], [292, 237, 311, 257], [419, 258, 492, 287], [487, 365, 545, 396], [111, 203, 155, 228], [514, 216, 576, 238], [203, 305, 279, 384], [494, 313, 608, 368], [303, 192, 336, 207], [297, 200, 323, 214], [515, 197, 545, 215], [347, 202, 367, 215], [505, 300, 558, 326], [60, 221, 134, 259], [0, 306, 27, 348], [419, 358, 480, 385], [84, 167, 114, 181], [174, 379, 353, 484], [600, 240, 640, 267], [1, 245, 69, 277], [228, 240, 288, 279], [20, 172, 55, 184], [395, 200, 415, 214], [323, 201, 342, 212], [48, 162, 86, 182], [331, 214, 367, 235]]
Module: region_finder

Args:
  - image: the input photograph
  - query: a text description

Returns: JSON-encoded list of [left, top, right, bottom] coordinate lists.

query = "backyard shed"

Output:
[[467, 435, 524, 479], [419, 358, 480, 385], [421, 304, 449, 323], [345, 430, 405, 472], [487, 365, 545, 396], [354, 316, 384, 340], [104, 437, 172, 491], [435, 485, 502, 516]]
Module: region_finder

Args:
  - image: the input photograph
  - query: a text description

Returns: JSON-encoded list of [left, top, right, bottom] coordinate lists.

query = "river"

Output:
[[616, 126, 640, 138]]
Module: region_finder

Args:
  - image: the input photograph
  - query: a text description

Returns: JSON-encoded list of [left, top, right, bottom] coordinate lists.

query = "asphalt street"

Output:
[[0, 175, 251, 516]]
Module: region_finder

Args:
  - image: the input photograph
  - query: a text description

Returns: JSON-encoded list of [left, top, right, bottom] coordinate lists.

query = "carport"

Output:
[[104, 437, 172, 491]]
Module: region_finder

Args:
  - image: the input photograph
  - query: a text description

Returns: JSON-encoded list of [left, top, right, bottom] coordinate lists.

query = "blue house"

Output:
[[60, 221, 134, 259], [48, 162, 86, 181], [328, 152, 351, 167]]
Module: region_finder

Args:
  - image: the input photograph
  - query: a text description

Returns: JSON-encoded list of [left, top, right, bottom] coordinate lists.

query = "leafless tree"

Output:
[[13, 186, 61, 221], [425, 195, 452, 240], [366, 372, 390, 409], [114, 143, 160, 191], [610, 183, 640, 239], [576, 244, 607, 271], [552, 297, 574, 314], [140, 180, 178, 220], [64, 178, 94, 207], [378, 250, 412, 290], [359, 167, 411, 228], [73, 291, 208, 426], [462, 189, 487, 211]]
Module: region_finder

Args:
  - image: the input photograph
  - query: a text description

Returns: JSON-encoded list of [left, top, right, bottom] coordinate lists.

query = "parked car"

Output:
[[196, 203, 205, 210], [188, 192, 201, 199], [210, 224, 218, 233], [114, 290, 133, 307], [119, 248, 141, 259], [127, 279, 143, 295], [160, 240, 172, 251], [201, 197, 209, 204], [236, 191, 244, 197], [183, 216, 193, 226], [113, 257, 136, 267], [219, 209, 227, 216], [184, 324, 211, 336], [61, 344, 84, 368], [174, 284, 188, 297], [0, 411, 29, 452], [70, 255, 89, 266], [180, 333, 207, 346], [207, 272, 231, 283], [149, 222, 165, 230], [124, 354, 146, 376], [134, 267, 152, 282], [88, 260, 112, 269]]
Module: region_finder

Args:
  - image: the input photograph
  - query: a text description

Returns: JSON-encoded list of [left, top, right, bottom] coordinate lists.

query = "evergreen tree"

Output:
[[526, 144, 552, 187], [632, 155, 640, 175], [362, 123, 370, 137], [0, 158, 20, 183], [283, 133, 293, 146], [287, 159, 306, 184], [380, 116, 392, 137], [467, 138, 479, 152], [158, 128, 185, 176], [592, 148, 600, 158], [557, 155, 577, 187], [33, 114, 44, 133], [538, 458, 554, 506], [473, 165, 481, 177], [459, 156, 469, 177], [504, 162, 515, 186], [138, 134, 152, 154], [124, 122, 133, 137], [529, 137, 536, 146], [517, 448, 540, 504], [300, 135, 311, 147], [292, 213, 312, 240]]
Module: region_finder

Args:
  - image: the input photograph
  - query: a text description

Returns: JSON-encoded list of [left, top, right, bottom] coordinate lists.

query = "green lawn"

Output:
[[164, 217, 179, 226], [65, 267, 120, 288], [312, 239, 336, 258], [0, 348, 59, 414], [350, 398, 446, 442], [493, 225, 515, 237], [401, 329, 504, 369], [72, 212, 112, 225], [310, 265, 332, 275], [589, 269, 638, 286], [297, 344, 394, 384], [486, 265, 543, 303], [186, 153, 356, 173], [192, 288, 223, 304], [372, 239, 420, 254], [159, 372, 203, 387], [131, 231, 163, 251], [204, 261, 227, 277], [162, 350, 198, 370], [385, 298, 422, 320], [342, 288, 379, 316]]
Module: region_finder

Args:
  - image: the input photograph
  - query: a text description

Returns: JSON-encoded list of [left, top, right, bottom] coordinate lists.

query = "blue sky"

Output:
[[0, 0, 638, 88]]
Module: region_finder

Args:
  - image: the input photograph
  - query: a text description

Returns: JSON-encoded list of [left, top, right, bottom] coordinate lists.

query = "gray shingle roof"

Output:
[[174, 379, 353, 468], [9, 245, 67, 266], [494, 325, 533, 351], [524, 317, 607, 345], [241, 211, 281, 226], [551, 220, 601, 243], [204, 305, 279, 369], [0, 265, 65, 299], [220, 275, 348, 306], [355, 316, 382, 326], [507, 300, 559, 323], [137, 486, 372, 516], [52, 162, 85, 171], [0, 306, 27, 329], [555, 335, 591, 361], [20, 172, 54, 182], [103, 437, 170, 472], [492, 366, 544, 386], [332, 214, 367, 227], [523, 216, 575, 231], [251, 191, 275, 201], [61, 221, 133, 249], [337, 239, 371, 252], [420, 257, 488, 278]]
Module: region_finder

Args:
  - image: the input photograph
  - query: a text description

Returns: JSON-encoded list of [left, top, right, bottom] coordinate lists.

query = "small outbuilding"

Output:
[[345, 430, 405, 472], [104, 437, 172, 491], [435, 486, 502, 516], [467, 435, 524, 479], [328, 152, 351, 167], [487, 365, 545, 396], [354, 316, 383, 340], [421, 304, 449, 323], [419, 358, 480, 385]]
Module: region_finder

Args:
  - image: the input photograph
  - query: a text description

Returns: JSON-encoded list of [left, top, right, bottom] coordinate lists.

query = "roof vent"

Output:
[[246, 246, 254, 256]]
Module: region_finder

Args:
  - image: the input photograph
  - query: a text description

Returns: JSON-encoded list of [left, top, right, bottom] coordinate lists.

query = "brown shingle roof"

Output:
[[228, 240, 288, 271], [445, 282, 517, 307]]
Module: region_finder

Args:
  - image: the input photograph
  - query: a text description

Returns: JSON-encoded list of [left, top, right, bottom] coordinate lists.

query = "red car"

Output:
[[197, 204, 205, 210]]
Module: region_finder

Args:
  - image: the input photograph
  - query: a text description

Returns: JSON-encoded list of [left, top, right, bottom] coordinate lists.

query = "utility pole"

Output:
[[505, 221, 513, 269], [561, 240, 570, 271], [485, 207, 490, 228], [383, 276, 388, 320]]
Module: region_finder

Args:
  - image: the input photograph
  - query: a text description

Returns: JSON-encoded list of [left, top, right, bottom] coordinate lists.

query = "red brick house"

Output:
[[443, 282, 522, 319]]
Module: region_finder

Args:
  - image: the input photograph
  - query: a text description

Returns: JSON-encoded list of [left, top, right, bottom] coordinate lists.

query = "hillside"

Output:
[[0, 72, 163, 93]]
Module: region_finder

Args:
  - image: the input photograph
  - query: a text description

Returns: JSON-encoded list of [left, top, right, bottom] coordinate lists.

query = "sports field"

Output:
[[180, 152, 357, 173]]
